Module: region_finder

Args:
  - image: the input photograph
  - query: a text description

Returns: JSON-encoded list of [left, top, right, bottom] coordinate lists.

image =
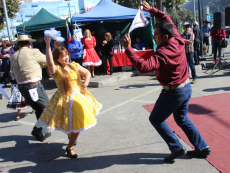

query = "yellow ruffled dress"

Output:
[[39, 62, 102, 134]]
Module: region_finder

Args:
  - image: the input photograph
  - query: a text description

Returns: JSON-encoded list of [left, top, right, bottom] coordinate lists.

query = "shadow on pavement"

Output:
[[118, 83, 160, 90], [7, 151, 191, 173], [0, 135, 192, 173], [202, 86, 230, 92], [0, 112, 32, 123]]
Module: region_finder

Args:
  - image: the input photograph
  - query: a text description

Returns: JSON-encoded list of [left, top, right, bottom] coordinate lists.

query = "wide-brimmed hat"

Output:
[[12, 35, 36, 44], [183, 22, 190, 27], [193, 21, 199, 26], [203, 20, 210, 23]]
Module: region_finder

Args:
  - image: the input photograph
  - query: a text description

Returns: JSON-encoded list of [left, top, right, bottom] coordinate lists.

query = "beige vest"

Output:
[[10, 47, 47, 83]]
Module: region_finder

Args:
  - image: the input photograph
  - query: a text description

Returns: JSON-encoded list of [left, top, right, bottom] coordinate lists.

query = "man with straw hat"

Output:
[[10, 34, 51, 142]]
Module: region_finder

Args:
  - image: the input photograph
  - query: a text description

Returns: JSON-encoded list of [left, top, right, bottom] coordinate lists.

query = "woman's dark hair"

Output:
[[5, 43, 11, 47], [17, 41, 30, 47], [155, 21, 174, 39]]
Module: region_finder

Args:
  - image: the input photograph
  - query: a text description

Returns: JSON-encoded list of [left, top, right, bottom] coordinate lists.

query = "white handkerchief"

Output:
[[29, 88, 39, 102], [128, 8, 149, 34]]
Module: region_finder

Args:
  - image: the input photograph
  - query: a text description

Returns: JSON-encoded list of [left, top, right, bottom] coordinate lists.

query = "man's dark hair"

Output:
[[17, 41, 30, 47], [155, 21, 174, 39]]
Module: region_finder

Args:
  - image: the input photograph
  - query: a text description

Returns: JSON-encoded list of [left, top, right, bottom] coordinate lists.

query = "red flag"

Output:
[[67, 28, 72, 53]]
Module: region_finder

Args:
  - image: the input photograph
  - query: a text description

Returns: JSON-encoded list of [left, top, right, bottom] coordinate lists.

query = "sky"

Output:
[[1, 0, 101, 39]]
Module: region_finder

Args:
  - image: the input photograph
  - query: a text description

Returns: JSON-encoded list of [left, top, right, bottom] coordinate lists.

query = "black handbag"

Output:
[[220, 39, 228, 48]]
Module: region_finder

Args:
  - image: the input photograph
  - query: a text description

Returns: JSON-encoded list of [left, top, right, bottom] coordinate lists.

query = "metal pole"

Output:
[[10, 19, 15, 39], [2, 0, 12, 42], [198, 0, 203, 57], [194, 0, 196, 22], [68, 3, 71, 19]]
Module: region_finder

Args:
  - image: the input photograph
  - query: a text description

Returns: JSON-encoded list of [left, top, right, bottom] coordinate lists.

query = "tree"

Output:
[[170, 8, 194, 27], [163, 0, 186, 14], [0, 0, 20, 32]]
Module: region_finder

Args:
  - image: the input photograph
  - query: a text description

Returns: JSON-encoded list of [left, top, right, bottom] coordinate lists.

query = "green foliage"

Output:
[[112, 0, 154, 9], [169, 8, 194, 27], [163, 0, 186, 14], [0, 0, 20, 31]]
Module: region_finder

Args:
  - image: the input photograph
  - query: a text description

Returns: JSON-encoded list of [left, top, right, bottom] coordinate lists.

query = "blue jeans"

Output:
[[149, 83, 208, 153], [186, 53, 197, 79], [213, 41, 222, 60]]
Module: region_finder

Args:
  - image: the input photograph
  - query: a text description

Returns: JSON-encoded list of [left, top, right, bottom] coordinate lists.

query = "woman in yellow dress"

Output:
[[39, 37, 102, 158]]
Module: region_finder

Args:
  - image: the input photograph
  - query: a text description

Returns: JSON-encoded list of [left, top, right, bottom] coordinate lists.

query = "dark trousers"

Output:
[[213, 41, 222, 61], [203, 36, 209, 52], [19, 83, 49, 120], [186, 53, 197, 79], [71, 58, 82, 66], [149, 83, 208, 153], [194, 39, 200, 65], [102, 55, 113, 74]]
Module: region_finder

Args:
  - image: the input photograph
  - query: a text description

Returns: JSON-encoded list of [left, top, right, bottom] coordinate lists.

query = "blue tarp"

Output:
[[71, 0, 151, 23]]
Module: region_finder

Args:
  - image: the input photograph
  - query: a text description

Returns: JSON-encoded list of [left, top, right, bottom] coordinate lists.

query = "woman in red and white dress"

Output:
[[81, 29, 102, 77]]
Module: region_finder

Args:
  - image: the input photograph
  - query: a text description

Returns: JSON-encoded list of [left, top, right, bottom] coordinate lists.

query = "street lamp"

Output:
[[19, 10, 24, 22], [66, 2, 71, 19]]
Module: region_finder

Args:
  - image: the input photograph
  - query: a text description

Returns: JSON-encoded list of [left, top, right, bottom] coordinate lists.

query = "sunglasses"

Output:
[[184, 26, 190, 28], [105, 35, 108, 37]]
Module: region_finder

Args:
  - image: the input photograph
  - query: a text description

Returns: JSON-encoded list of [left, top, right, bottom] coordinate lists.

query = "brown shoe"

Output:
[[192, 78, 197, 84]]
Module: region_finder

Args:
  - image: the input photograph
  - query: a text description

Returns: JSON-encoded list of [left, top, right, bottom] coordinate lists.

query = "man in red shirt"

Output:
[[210, 28, 226, 64], [122, 2, 210, 162]]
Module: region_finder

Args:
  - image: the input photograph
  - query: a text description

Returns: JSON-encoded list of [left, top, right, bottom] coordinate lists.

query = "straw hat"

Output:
[[12, 35, 36, 44]]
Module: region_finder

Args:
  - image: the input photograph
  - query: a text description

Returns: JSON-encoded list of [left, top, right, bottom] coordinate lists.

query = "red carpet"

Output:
[[142, 92, 230, 173]]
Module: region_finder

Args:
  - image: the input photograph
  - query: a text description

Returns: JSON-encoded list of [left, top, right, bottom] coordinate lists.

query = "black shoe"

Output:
[[187, 146, 211, 158], [31, 127, 51, 142], [66, 147, 78, 158], [164, 147, 187, 162], [15, 117, 20, 121]]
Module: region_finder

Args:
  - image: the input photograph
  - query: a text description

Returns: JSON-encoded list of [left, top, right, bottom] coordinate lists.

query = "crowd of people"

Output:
[[1, 1, 220, 162]]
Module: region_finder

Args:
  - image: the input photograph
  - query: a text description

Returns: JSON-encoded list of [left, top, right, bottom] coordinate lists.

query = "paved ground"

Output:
[[0, 46, 229, 173]]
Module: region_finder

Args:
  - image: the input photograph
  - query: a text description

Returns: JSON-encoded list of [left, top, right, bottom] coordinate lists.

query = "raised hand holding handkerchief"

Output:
[[44, 28, 65, 42]]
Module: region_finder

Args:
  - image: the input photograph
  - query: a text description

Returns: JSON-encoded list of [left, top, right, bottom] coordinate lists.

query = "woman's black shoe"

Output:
[[66, 147, 78, 158]]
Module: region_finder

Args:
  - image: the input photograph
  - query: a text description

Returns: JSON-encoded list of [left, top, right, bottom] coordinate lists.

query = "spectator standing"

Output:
[[0, 38, 2, 52], [210, 28, 226, 64], [101, 32, 114, 75], [81, 29, 102, 77], [0, 40, 14, 86], [68, 35, 83, 65], [90, 27, 102, 57], [202, 21, 211, 54], [193, 21, 201, 65], [122, 2, 210, 162], [210, 26, 214, 57], [10, 34, 51, 142], [0, 69, 28, 121], [181, 22, 198, 84]]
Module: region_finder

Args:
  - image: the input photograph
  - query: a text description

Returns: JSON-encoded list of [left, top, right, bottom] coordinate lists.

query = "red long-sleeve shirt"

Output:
[[125, 7, 189, 86], [211, 29, 225, 42]]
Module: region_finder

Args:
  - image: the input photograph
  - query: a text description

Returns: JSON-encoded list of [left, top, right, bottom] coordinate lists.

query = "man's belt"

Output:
[[18, 81, 40, 87], [162, 78, 189, 90]]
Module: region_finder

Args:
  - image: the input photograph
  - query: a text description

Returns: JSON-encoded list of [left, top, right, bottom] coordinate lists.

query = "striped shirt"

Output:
[[180, 32, 194, 53]]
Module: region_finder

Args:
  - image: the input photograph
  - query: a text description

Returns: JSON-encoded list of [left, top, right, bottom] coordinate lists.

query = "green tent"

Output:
[[16, 8, 67, 32]]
